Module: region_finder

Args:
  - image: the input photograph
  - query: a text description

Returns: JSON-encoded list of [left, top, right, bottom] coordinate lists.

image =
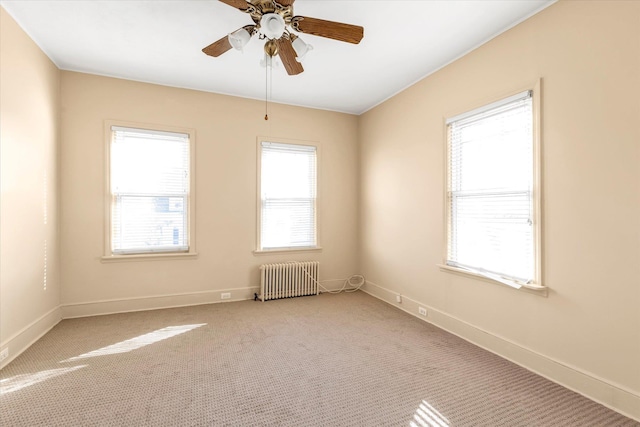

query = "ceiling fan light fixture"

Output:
[[260, 13, 286, 40], [228, 27, 251, 52], [260, 55, 271, 68], [207, 0, 365, 79], [291, 36, 313, 62], [260, 53, 280, 69]]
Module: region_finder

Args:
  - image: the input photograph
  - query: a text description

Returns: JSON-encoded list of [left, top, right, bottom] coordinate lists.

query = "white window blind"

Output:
[[446, 91, 534, 284], [111, 126, 190, 254], [260, 141, 317, 250]]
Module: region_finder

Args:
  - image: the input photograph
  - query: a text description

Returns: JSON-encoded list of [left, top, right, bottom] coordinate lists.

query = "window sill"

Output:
[[253, 247, 323, 256], [101, 252, 198, 263], [437, 264, 548, 297]]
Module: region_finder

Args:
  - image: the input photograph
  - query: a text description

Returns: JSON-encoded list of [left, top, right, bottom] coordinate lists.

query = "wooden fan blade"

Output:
[[276, 37, 304, 76], [277, 0, 295, 6], [292, 16, 363, 44], [218, 0, 249, 11], [202, 36, 232, 57]]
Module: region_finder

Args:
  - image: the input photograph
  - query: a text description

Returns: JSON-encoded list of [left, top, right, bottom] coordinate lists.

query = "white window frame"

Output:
[[102, 120, 197, 262], [439, 81, 545, 293], [255, 137, 322, 254]]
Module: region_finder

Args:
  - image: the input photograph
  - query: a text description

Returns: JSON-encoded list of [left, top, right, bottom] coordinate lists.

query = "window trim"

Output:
[[440, 80, 545, 293], [254, 136, 321, 254], [102, 120, 197, 262]]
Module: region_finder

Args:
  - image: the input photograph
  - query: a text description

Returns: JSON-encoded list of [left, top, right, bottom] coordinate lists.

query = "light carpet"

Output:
[[1, 291, 637, 426]]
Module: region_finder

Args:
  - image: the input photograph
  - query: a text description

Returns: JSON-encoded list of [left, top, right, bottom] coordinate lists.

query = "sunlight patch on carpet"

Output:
[[1, 365, 86, 395], [62, 323, 206, 361], [410, 400, 449, 427]]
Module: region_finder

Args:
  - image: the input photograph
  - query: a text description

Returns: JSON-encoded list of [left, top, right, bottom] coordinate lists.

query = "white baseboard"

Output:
[[61, 286, 260, 319], [61, 280, 350, 319], [361, 280, 640, 422], [0, 305, 62, 370], [4, 283, 321, 368]]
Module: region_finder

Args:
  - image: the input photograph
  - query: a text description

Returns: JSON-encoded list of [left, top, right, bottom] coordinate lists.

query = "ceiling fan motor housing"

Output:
[[247, 0, 294, 24]]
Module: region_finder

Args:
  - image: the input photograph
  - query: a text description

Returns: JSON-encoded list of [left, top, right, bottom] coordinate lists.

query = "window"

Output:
[[258, 140, 318, 251], [107, 125, 194, 256], [444, 88, 542, 289]]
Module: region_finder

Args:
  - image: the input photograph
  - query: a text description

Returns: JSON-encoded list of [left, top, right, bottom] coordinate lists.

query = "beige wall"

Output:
[[59, 72, 359, 311], [359, 0, 640, 403], [0, 8, 61, 363]]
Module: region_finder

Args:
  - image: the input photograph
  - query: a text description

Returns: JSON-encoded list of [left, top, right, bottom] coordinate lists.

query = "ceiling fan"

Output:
[[202, 0, 364, 76]]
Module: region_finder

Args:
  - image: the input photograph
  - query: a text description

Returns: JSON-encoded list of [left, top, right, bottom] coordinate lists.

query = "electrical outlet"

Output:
[[0, 348, 8, 362], [221, 292, 231, 300], [418, 307, 427, 316]]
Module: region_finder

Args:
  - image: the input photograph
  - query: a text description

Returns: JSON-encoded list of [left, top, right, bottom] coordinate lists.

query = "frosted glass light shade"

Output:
[[229, 28, 251, 51], [260, 54, 273, 68], [260, 13, 285, 40], [292, 37, 313, 62]]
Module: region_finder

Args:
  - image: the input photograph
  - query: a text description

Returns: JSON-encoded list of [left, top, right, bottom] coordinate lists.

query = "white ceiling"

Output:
[[1, 0, 555, 115]]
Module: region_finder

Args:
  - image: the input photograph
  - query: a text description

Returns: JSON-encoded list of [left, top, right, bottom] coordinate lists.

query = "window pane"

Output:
[[112, 130, 189, 195], [113, 195, 187, 253], [111, 127, 190, 254], [451, 109, 532, 192], [447, 93, 534, 282], [261, 199, 315, 249], [260, 142, 317, 250], [450, 192, 533, 280]]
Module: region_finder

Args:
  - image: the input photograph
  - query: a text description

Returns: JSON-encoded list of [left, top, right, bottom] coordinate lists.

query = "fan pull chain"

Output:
[[264, 61, 269, 120]]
